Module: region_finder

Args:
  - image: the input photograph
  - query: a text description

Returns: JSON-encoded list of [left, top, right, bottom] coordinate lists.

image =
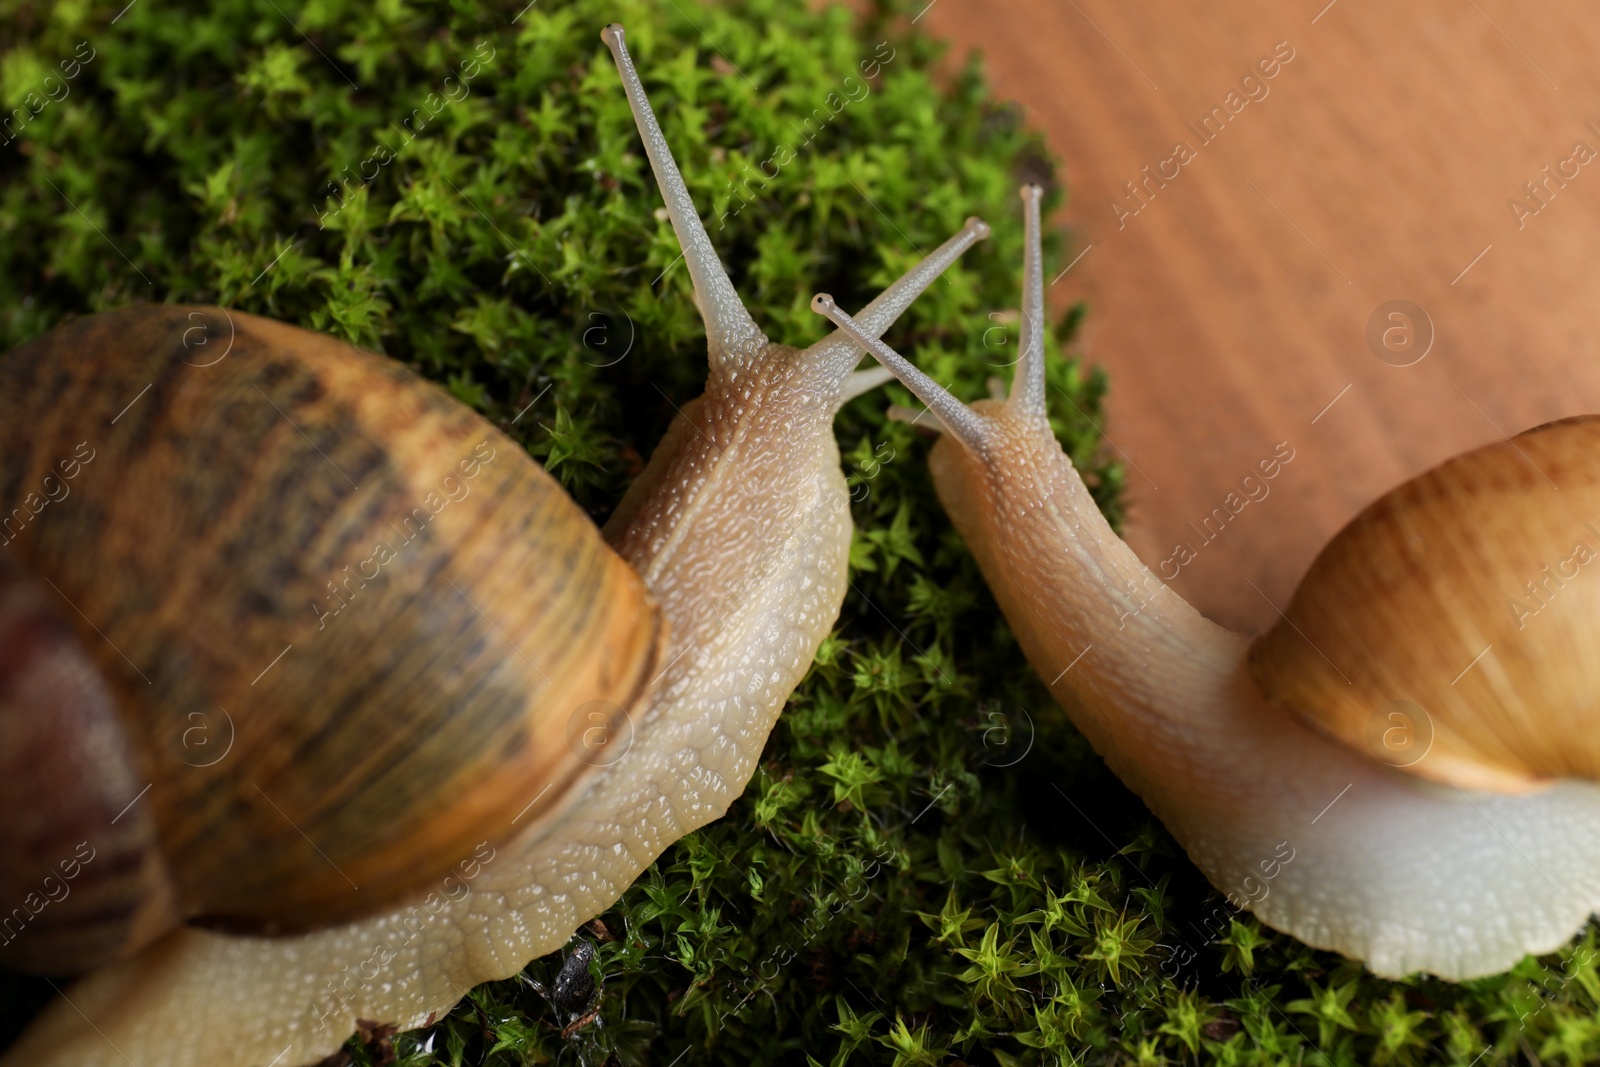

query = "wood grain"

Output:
[[923, 0, 1600, 632]]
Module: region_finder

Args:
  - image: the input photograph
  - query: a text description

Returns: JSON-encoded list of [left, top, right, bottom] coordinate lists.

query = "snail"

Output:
[[0, 24, 993, 1067], [812, 183, 1600, 982]]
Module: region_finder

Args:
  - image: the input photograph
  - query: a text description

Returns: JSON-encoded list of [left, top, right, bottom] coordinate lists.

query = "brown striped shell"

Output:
[[1249, 415, 1600, 793], [0, 306, 661, 973]]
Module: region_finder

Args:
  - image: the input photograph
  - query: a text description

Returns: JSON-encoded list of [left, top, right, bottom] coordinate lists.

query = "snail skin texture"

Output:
[[0, 24, 992, 1066], [813, 184, 1600, 982]]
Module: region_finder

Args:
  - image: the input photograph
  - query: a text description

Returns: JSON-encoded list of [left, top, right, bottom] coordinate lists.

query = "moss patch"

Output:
[[1, 0, 1597, 1064]]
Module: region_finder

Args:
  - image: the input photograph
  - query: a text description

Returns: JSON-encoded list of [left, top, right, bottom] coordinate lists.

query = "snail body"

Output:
[[2, 24, 991, 1066], [814, 186, 1600, 980]]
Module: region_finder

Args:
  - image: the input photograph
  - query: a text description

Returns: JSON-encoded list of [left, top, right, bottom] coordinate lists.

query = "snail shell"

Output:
[[1249, 415, 1600, 793], [0, 305, 661, 971]]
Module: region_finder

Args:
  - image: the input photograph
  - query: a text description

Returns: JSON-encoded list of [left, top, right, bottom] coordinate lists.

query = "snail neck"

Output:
[[928, 408, 1249, 781], [603, 343, 849, 674], [589, 341, 852, 852]]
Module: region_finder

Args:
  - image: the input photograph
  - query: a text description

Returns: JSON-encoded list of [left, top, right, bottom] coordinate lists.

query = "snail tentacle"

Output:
[[1007, 184, 1048, 418], [601, 23, 766, 369], [809, 294, 992, 454], [804, 216, 991, 388], [839, 365, 897, 404]]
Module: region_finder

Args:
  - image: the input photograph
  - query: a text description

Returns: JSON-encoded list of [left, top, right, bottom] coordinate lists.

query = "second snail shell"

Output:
[[1251, 415, 1600, 793]]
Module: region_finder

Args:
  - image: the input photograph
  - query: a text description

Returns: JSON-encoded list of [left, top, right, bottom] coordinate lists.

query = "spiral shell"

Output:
[[1249, 415, 1600, 793], [0, 306, 661, 970]]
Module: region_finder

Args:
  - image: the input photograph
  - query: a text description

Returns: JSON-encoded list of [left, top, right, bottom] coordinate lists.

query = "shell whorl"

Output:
[[0, 306, 662, 966], [1249, 415, 1600, 792]]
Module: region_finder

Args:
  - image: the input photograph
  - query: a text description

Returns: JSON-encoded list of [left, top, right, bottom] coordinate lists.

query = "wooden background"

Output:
[[921, 0, 1600, 633]]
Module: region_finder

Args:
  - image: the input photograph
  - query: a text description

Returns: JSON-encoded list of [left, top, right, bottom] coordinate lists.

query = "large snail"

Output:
[[813, 184, 1600, 982], [0, 24, 993, 1066]]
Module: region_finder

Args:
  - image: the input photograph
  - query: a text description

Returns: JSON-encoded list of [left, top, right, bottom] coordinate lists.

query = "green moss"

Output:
[[0, 0, 1595, 1063]]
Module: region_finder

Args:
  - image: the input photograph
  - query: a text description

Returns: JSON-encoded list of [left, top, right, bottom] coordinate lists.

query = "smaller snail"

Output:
[[813, 184, 1600, 981], [2, 24, 992, 1067]]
